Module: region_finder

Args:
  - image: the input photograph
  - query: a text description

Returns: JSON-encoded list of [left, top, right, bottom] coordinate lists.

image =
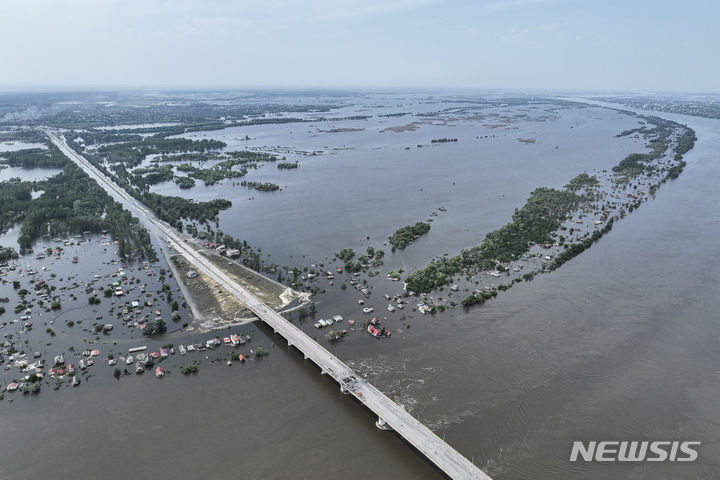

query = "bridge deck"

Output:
[[46, 130, 492, 480]]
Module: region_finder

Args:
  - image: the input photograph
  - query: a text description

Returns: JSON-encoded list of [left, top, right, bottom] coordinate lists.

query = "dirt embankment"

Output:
[[169, 250, 310, 332]]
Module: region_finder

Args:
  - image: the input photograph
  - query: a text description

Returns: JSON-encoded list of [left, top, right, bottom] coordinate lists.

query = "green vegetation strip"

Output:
[[240, 181, 280, 192], [18, 163, 157, 260], [0, 160, 157, 259], [389, 222, 431, 250], [404, 187, 583, 293]]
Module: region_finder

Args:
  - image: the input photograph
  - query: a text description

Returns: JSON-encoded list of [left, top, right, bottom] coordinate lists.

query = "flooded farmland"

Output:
[[1, 93, 719, 480]]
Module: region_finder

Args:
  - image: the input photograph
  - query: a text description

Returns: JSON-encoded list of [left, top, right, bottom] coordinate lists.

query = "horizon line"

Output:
[[0, 85, 718, 97]]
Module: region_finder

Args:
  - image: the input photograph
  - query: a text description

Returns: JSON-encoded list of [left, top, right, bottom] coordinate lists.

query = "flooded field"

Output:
[[0, 141, 48, 153], [1, 94, 719, 480], [152, 100, 645, 269], [0, 166, 61, 182]]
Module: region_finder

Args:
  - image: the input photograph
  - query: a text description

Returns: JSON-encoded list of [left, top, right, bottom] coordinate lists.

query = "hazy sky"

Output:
[[1, 0, 717, 92]]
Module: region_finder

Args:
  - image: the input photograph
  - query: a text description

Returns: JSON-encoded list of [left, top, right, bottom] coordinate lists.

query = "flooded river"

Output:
[[1, 96, 719, 479]]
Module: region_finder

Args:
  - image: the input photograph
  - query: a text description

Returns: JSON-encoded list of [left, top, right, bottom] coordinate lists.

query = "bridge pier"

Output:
[[376, 418, 393, 430]]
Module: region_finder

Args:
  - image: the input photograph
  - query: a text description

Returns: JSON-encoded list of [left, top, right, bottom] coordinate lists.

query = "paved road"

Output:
[[45, 130, 493, 480]]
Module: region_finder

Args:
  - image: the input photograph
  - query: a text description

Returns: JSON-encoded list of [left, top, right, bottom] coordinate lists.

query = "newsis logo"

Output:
[[570, 441, 700, 463]]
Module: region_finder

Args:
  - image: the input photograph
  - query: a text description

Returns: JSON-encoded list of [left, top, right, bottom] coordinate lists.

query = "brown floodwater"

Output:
[[1, 96, 719, 479]]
